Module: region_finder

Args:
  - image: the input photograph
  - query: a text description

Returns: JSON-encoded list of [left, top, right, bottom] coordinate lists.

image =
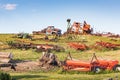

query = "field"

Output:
[[1, 34, 120, 80]]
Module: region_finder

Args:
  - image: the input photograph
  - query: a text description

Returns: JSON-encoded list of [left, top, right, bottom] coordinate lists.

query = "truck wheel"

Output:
[[113, 65, 120, 72], [92, 66, 102, 73]]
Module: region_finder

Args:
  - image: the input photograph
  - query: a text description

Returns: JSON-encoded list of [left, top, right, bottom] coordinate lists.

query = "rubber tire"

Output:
[[92, 66, 102, 73], [113, 65, 120, 72]]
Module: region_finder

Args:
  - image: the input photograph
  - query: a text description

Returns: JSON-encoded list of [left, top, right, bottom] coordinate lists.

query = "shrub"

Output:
[[0, 72, 16, 80]]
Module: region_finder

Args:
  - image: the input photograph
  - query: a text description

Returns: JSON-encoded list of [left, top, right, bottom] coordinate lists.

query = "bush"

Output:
[[0, 72, 16, 80]]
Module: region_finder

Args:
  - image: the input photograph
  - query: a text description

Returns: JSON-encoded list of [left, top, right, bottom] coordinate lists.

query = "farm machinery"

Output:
[[35, 44, 65, 52], [63, 53, 120, 73], [7, 40, 65, 52], [65, 19, 93, 35], [68, 42, 88, 51], [95, 41, 120, 50]]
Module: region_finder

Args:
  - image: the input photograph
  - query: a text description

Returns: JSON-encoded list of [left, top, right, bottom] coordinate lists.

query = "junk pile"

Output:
[[7, 40, 65, 52], [0, 52, 16, 71], [39, 51, 61, 69], [34, 44, 65, 52], [93, 32, 120, 38], [7, 40, 32, 50], [95, 41, 120, 49], [65, 19, 93, 35], [68, 42, 88, 51]]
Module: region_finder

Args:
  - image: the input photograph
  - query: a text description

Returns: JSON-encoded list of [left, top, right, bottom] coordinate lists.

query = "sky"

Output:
[[0, 0, 120, 34]]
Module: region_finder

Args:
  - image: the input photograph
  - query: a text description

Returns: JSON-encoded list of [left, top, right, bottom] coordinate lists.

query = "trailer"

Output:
[[63, 53, 120, 73]]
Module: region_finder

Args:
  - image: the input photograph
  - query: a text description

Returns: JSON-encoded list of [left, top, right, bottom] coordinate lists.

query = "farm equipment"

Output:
[[7, 40, 32, 50], [95, 41, 120, 49], [35, 44, 65, 52], [68, 42, 88, 51], [93, 32, 120, 38], [63, 53, 120, 73], [7, 40, 65, 52], [65, 19, 93, 35], [83, 21, 93, 34]]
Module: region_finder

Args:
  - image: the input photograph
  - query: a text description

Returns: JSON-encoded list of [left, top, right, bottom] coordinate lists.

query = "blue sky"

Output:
[[0, 0, 120, 34]]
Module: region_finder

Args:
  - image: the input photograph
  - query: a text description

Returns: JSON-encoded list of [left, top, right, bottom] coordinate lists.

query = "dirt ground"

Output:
[[0, 61, 41, 72], [0, 59, 58, 72]]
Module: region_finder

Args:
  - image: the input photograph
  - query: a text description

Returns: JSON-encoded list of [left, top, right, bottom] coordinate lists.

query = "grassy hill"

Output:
[[0, 34, 120, 80]]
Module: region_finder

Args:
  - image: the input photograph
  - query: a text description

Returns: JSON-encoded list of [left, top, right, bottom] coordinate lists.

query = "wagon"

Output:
[[63, 53, 120, 73]]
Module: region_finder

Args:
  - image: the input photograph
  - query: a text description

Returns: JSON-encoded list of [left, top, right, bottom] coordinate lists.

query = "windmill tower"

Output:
[[67, 19, 71, 33]]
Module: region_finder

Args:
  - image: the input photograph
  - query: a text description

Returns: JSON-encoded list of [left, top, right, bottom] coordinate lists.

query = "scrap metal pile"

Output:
[[65, 19, 93, 35], [35, 44, 65, 52], [7, 40, 32, 50], [39, 51, 61, 69], [95, 41, 120, 49], [93, 32, 120, 38], [68, 42, 88, 51], [7, 40, 65, 52]]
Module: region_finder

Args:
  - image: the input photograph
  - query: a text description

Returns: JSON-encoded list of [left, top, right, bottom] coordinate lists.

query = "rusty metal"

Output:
[[63, 53, 120, 72], [64, 20, 93, 35], [95, 41, 120, 49], [35, 44, 65, 52], [93, 32, 120, 38], [68, 42, 88, 50]]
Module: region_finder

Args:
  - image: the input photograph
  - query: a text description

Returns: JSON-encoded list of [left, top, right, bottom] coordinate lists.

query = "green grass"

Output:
[[1, 34, 120, 80], [10, 72, 120, 80]]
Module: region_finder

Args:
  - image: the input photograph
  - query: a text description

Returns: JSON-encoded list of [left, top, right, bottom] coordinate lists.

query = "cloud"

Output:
[[0, 4, 17, 10]]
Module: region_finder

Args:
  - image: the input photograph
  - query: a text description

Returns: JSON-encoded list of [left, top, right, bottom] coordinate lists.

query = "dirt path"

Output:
[[1, 61, 41, 72]]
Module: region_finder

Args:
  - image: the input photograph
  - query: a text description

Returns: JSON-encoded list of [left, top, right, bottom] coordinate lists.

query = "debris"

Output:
[[68, 42, 88, 50], [6, 40, 32, 50], [64, 19, 93, 35], [39, 51, 60, 69], [93, 32, 120, 38], [35, 44, 65, 52], [95, 41, 120, 49]]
